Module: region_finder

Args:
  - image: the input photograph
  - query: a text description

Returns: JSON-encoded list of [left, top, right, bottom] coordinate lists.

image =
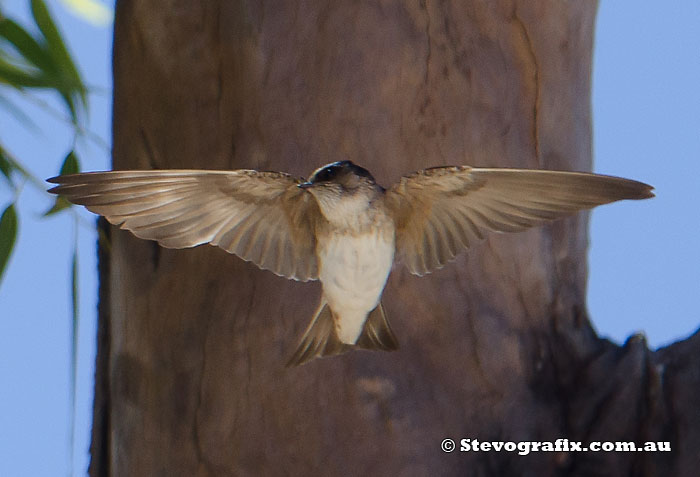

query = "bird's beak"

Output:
[[298, 181, 313, 189]]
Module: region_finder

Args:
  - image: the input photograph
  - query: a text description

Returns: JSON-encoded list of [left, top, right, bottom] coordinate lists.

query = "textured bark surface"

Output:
[[91, 1, 699, 475]]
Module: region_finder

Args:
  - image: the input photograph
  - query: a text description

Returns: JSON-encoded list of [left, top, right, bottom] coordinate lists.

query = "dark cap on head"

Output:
[[307, 161, 375, 185]]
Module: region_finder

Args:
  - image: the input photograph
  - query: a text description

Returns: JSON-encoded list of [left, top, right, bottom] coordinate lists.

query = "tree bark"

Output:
[[90, 1, 699, 475]]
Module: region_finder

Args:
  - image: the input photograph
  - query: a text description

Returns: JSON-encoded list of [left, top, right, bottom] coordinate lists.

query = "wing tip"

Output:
[[641, 185, 655, 200], [617, 180, 654, 201]]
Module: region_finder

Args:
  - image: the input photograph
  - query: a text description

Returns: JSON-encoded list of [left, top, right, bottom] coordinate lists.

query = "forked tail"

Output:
[[286, 300, 399, 366]]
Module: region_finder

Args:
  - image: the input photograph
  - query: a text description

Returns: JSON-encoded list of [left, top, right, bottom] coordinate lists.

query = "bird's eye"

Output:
[[314, 167, 335, 183]]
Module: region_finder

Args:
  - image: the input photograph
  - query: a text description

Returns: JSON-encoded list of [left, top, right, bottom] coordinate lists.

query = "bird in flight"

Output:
[[48, 161, 653, 365]]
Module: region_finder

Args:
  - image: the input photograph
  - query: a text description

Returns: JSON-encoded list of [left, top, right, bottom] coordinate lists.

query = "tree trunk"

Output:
[[90, 1, 699, 475]]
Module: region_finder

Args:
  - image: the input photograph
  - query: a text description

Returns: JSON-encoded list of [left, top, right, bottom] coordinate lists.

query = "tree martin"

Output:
[[48, 161, 653, 365]]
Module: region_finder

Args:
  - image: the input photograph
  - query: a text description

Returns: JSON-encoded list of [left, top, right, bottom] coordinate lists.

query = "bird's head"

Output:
[[300, 160, 376, 190], [299, 161, 381, 220]]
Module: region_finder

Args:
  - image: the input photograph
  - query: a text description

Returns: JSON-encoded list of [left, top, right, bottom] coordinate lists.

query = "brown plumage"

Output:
[[48, 162, 653, 365], [384, 166, 654, 275]]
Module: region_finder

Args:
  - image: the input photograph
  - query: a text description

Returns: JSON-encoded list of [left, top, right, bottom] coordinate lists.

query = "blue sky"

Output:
[[0, 1, 698, 475]]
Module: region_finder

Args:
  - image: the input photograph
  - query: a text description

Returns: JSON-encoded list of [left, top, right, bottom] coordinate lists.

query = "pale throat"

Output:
[[316, 192, 388, 232]]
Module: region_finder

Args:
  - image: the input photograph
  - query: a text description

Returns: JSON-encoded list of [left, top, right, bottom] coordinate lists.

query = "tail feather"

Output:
[[356, 302, 399, 351], [286, 300, 352, 367], [286, 300, 399, 367]]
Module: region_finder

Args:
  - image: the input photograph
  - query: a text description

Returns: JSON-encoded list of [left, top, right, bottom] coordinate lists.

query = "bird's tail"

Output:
[[356, 302, 399, 352], [286, 301, 399, 367]]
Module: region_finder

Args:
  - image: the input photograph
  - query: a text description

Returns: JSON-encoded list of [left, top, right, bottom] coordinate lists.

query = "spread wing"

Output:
[[384, 166, 654, 276], [48, 169, 321, 281]]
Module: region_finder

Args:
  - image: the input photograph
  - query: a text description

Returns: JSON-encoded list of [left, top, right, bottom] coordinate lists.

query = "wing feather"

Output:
[[385, 166, 653, 275], [48, 169, 321, 281]]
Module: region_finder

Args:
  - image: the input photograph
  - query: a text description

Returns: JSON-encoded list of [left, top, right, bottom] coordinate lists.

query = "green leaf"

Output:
[[30, 0, 86, 118], [69, 243, 79, 476], [71, 247, 79, 339], [0, 203, 18, 285], [0, 148, 42, 188], [42, 195, 71, 216], [0, 147, 13, 182], [60, 150, 80, 175], [0, 18, 55, 74], [0, 55, 50, 88], [44, 151, 81, 216]]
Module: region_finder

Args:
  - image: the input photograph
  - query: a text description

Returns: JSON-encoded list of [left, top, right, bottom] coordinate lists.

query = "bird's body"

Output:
[[48, 160, 654, 365], [316, 207, 395, 344]]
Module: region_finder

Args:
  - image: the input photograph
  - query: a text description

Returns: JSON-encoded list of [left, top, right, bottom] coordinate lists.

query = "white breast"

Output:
[[318, 230, 394, 344]]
